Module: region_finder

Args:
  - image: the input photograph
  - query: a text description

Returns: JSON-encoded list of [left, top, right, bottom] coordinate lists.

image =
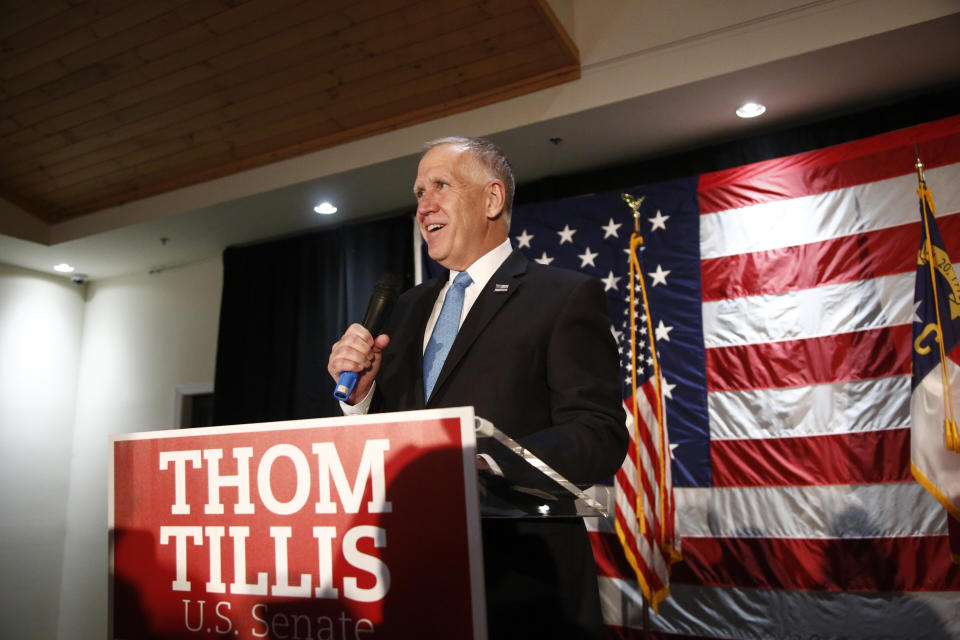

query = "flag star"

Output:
[[611, 326, 624, 342], [661, 378, 676, 399], [670, 442, 679, 458], [602, 218, 623, 239], [515, 229, 534, 249], [649, 209, 669, 231], [648, 264, 670, 286], [654, 320, 673, 342], [912, 300, 923, 323], [601, 271, 622, 291], [534, 251, 554, 265], [578, 246, 599, 268], [557, 224, 577, 244]]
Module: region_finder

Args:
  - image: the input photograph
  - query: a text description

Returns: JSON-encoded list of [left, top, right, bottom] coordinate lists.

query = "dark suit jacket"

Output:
[[374, 250, 627, 638]]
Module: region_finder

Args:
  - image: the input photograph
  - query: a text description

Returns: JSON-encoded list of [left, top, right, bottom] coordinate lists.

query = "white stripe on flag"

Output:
[[700, 164, 960, 260], [674, 483, 948, 539], [708, 375, 910, 440], [702, 272, 915, 348], [599, 579, 960, 639]]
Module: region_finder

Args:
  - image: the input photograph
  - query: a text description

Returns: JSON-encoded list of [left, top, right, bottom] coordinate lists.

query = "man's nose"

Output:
[[417, 192, 436, 215]]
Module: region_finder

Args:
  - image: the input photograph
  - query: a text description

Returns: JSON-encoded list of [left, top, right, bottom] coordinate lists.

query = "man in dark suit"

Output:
[[328, 137, 627, 638]]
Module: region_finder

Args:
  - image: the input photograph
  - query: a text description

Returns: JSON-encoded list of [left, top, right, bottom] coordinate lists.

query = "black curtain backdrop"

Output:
[[214, 85, 960, 426], [213, 215, 414, 425]]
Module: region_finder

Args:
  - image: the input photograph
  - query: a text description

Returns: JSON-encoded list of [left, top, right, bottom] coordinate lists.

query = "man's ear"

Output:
[[485, 180, 506, 220]]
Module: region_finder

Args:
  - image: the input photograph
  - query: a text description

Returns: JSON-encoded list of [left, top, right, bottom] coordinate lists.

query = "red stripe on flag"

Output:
[[671, 534, 960, 591], [701, 213, 960, 302], [592, 526, 641, 581], [705, 326, 911, 392], [697, 115, 960, 213], [593, 530, 960, 591], [710, 427, 911, 487]]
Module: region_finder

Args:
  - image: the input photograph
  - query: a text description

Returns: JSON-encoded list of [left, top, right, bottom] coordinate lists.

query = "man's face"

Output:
[[413, 144, 502, 271]]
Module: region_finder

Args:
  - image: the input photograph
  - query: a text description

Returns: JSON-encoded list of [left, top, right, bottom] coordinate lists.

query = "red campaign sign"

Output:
[[109, 407, 486, 640]]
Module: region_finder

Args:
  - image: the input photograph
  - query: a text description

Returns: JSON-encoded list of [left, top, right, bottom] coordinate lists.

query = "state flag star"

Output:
[[535, 251, 554, 265], [601, 270, 622, 291], [557, 224, 577, 244], [649, 209, 669, 231], [515, 229, 534, 249], [602, 218, 623, 239], [912, 299, 923, 323], [648, 264, 670, 286], [655, 319, 673, 342], [578, 246, 599, 268]]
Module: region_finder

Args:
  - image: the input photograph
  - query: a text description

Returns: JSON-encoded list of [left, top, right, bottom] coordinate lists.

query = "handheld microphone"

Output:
[[333, 273, 402, 401]]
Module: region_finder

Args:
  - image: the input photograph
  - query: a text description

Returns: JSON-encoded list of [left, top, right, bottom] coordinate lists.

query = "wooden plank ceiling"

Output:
[[0, 0, 579, 224]]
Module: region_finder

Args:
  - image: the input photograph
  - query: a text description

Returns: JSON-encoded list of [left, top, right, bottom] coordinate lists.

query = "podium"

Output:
[[474, 416, 608, 519], [109, 407, 606, 640]]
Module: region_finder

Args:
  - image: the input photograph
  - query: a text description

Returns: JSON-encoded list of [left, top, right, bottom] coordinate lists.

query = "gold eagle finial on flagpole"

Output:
[[621, 193, 645, 233]]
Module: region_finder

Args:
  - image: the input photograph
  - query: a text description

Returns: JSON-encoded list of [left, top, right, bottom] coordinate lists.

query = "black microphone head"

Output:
[[362, 273, 402, 334], [371, 272, 402, 298]]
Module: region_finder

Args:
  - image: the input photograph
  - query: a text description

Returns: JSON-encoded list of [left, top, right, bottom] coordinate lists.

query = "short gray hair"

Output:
[[423, 136, 515, 222]]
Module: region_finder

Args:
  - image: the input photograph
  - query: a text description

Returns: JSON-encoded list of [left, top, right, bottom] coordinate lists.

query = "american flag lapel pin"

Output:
[[494, 283, 509, 293]]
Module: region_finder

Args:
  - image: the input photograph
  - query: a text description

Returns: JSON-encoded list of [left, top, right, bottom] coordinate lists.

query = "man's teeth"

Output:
[[427, 224, 444, 231]]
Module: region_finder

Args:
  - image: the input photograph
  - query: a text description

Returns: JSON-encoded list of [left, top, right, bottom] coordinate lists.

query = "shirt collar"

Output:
[[448, 238, 512, 291]]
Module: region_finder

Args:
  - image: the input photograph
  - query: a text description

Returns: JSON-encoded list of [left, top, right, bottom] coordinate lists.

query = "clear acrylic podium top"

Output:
[[474, 417, 608, 518]]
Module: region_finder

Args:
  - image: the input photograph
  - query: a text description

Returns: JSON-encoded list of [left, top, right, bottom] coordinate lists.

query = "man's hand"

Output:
[[327, 323, 390, 405]]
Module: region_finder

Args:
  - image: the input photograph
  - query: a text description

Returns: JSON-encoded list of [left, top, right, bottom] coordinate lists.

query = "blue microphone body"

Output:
[[332, 274, 401, 402], [333, 371, 359, 402]]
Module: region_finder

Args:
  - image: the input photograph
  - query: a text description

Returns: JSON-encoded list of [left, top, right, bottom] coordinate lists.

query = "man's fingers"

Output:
[[328, 326, 390, 381]]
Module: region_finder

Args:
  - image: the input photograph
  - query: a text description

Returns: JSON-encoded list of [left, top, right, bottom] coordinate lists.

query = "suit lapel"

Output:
[[391, 277, 444, 407], [427, 250, 528, 404]]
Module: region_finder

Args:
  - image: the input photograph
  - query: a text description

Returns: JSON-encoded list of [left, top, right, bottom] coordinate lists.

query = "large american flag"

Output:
[[508, 114, 960, 638]]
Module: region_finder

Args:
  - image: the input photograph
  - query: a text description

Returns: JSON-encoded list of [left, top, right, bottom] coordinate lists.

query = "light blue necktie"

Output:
[[423, 271, 472, 401]]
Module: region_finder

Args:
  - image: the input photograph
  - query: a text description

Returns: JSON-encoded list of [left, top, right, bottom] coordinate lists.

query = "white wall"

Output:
[[0, 264, 86, 639], [0, 256, 223, 639], [55, 256, 223, 640]]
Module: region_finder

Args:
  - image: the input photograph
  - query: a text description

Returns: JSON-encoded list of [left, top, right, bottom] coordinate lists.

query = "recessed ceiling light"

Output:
[[314, 202, 338, 215], [736, 102, 766, 118], [54, 263, 75, 273]]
